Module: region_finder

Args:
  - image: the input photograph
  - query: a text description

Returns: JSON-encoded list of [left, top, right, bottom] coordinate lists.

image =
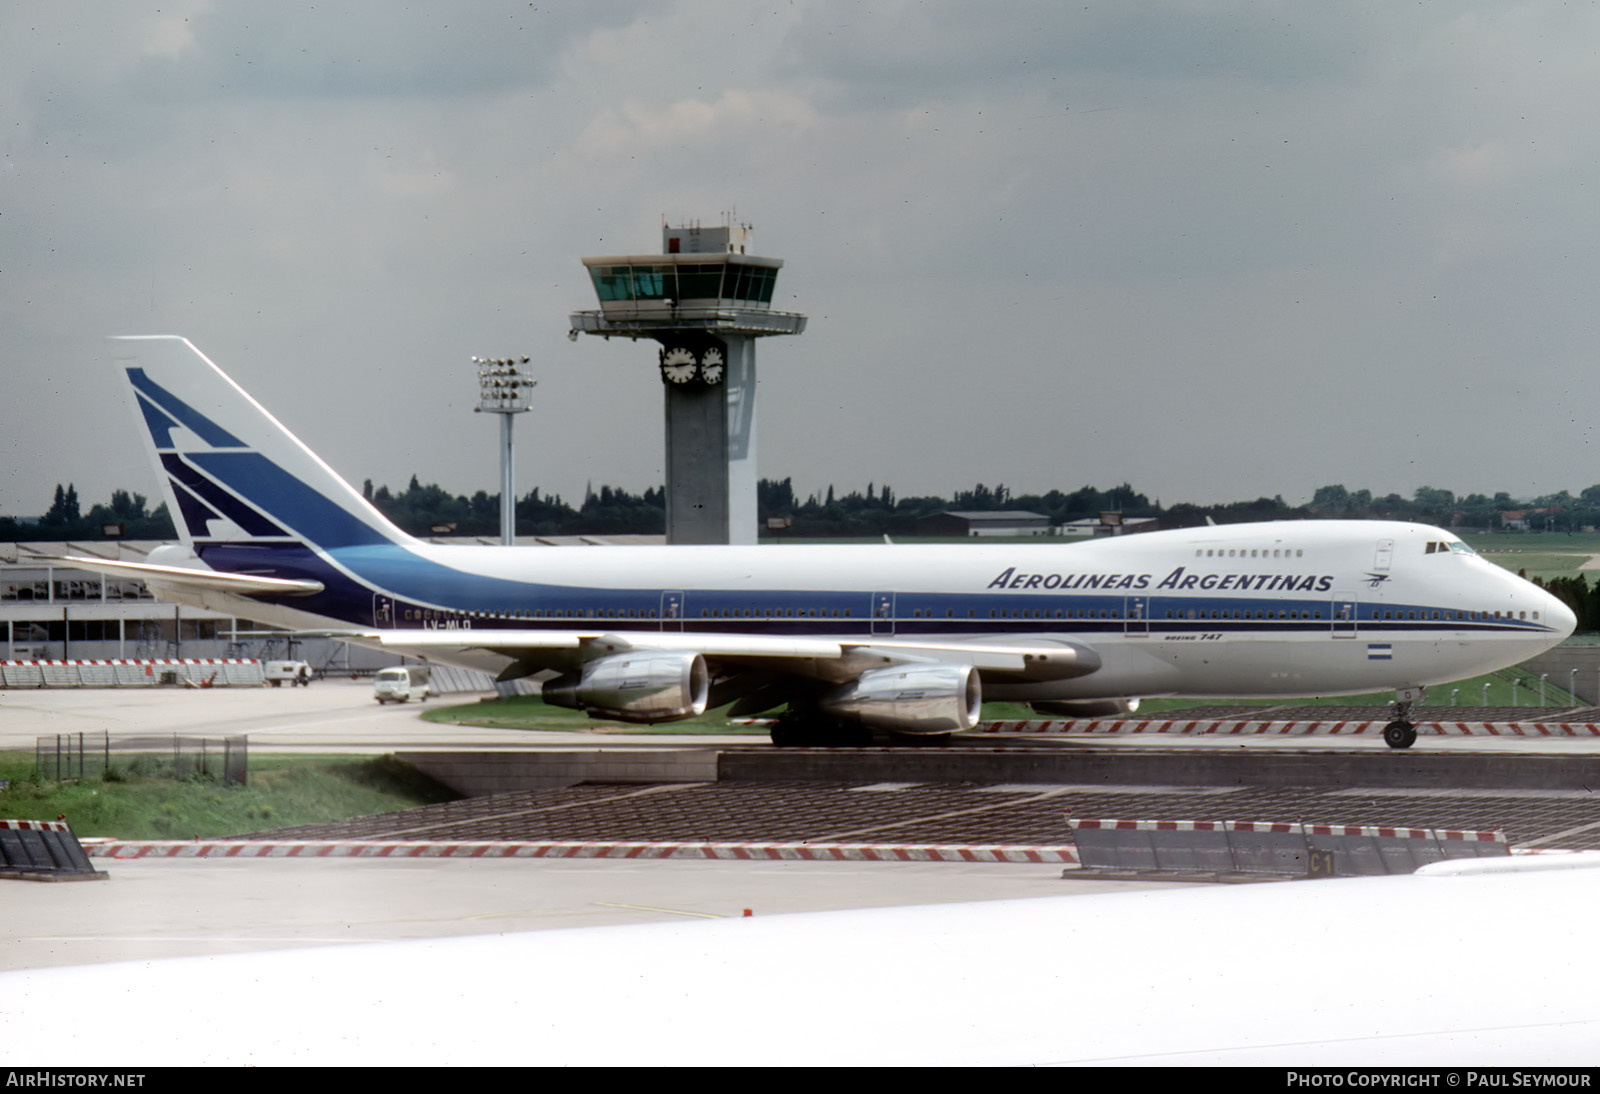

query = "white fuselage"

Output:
[[153, 519, 1574, 702]]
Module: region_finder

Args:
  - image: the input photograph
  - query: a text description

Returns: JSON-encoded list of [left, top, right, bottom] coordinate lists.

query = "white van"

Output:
[[263, 660, 311, 687], [374, 665, 431, 704]]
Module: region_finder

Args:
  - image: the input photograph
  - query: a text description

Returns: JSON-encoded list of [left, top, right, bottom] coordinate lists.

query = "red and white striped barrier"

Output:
[[1066, 817, 1504, 845], [1, 818, 74, 833], [0, 658, 263, 688], [1070, 818, 1234, 832], [978, 718, 1600, 738], [85, 839, 1081, 864], [0, 659, 258, 666], [1299, 822, 1506, 846], [2, 818, 103, 876]]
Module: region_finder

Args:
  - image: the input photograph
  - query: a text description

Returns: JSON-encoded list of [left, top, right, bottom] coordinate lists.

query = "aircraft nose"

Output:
[[1544, 589, 1578, 640]]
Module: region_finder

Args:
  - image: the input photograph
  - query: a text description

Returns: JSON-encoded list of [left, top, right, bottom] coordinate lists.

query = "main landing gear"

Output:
[[1382, 687, 1425, 750], [769, 705, 873, 748]]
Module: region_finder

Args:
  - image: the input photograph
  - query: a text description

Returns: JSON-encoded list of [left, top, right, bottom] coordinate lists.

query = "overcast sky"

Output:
[[5, 2, 1600, 520]]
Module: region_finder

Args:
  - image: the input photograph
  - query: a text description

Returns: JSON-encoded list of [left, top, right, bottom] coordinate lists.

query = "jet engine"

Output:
[[542, 651, 709, 724], [1029, 697, 1141, 717], [820, 663, 981, 735]]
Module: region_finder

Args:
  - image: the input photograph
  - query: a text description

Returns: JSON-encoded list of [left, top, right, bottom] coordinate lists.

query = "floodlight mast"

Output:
[[569, 221, 806, 545], [472, 356, 534, 546]]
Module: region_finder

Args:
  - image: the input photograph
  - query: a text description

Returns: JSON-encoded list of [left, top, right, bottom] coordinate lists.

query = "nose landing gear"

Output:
[[1383, 686, 1425, 749]]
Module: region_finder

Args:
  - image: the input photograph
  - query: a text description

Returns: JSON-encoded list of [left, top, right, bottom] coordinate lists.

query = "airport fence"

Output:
[[35, 731, 248, 787]]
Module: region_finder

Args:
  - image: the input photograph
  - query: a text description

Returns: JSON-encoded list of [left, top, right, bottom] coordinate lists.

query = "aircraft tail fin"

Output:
[[110, 336, 415, 551]]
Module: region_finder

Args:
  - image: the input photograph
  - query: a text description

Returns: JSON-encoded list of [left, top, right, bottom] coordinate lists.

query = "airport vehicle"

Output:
[[262, 659, 311, 687], [66, 336, 1575, 748], [374, 665, 431, 704]]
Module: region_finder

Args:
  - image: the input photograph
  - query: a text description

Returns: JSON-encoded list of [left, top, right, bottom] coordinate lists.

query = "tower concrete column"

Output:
[[663, 376, 729, 544], [723, 334, 757, 546]]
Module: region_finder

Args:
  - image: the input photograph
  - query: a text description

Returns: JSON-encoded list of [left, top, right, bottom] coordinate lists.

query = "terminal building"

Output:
[[0, 536, 650, 674], [0, 542, 228, 662], [916, 511, 1055, 537]]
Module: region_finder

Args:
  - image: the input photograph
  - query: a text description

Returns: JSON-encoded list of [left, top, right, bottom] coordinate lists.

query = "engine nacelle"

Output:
[[821, 663, 981, 735], [542, 651, 709, 724], [1029, 697, 1141, 718]]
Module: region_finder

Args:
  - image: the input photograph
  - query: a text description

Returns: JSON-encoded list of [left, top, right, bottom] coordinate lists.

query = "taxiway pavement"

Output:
[[5, 680, 1598, 973]]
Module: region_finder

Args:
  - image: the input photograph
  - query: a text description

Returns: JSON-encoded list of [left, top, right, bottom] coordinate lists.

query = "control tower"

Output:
[[569, 223, 806, 545]]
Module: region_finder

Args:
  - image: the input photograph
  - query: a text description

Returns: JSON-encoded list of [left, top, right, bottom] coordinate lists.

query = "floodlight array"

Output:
[[473, 355, 534, 413]]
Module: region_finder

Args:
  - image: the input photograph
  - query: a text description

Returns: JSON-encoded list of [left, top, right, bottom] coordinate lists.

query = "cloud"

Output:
[[8, 1, 1600, 519], [576, 88, 821, 159]]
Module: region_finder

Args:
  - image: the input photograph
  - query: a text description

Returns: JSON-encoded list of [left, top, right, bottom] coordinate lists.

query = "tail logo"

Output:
[[128, 367, 292, 542], [117, 337, 407, 551]]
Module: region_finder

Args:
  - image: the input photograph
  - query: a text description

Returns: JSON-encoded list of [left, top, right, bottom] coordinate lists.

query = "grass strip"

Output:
[[0, 752, 457, 840]]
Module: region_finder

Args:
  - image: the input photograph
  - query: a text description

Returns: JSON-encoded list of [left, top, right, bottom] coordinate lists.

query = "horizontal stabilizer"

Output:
[[54, 555, 325, 597]]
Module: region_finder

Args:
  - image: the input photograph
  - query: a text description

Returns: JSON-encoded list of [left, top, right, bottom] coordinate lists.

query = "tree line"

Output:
[[13, 478, 1600, 631], [0, 486, 177, 541], [9, 478, 1600, 542], [1528, 575, 1600, 634]]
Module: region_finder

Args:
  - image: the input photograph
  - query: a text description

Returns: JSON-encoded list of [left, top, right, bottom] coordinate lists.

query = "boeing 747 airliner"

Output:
[[66, 337, 1575, 748]]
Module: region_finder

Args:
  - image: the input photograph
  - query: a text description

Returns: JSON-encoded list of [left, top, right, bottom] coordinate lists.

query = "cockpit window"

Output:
[[1425, 539, 1477, 557]]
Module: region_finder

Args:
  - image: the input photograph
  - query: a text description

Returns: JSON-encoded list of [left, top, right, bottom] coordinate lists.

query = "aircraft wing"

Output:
[[12, 853, 1600, 1065], [373, 628, 1100, 681], [49, 555, 325, 597]]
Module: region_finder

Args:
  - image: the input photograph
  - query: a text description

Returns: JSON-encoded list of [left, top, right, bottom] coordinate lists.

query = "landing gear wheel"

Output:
[[769, 719, 804, 747], [770, 709, 820, 747], [829, 720, 874, 748], [1382, 720, 1417, 750], [769, 708, 872, 747], [1384, 688, 1424, 750], [887, 731, 953, 747]]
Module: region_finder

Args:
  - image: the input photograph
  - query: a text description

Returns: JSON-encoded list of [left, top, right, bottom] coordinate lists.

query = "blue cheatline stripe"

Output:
[[241, 542, 1553, 639], [127, 369, 245, 448], [189, 452, 394, 548]]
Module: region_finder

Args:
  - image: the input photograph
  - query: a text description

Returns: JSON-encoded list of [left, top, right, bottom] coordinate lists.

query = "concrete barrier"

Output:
[[980, 717, 1600, 738], [0, 819, 107, 881], [0, 659, 264, 688], [88, 839, 1079, 864], [1067, 817, 1508, 878], [1, 663, 44, 687]]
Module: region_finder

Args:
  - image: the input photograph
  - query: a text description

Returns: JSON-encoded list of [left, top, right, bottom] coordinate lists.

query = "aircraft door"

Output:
[[660, 591, 684, 632], [871, 592, 895, 636], [1332, 593, 1358, 638], [1124, 596, 1149, 636], [373, 594, 395, 629], [1373, 539, 1394, 573]]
